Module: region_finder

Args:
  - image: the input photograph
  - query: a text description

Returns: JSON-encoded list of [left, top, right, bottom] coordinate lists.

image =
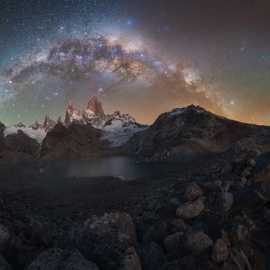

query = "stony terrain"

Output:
[[1, 104, 270, 269], [0, 147, 269, 269]]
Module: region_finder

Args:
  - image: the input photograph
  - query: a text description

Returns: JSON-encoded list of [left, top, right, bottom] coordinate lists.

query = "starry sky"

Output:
[[0, 0, 270, 125]]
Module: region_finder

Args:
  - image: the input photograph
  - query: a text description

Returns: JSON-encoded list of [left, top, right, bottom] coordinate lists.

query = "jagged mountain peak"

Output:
[[64, 101, 83, 126], [64, 96, 105, 127], [62, 96, 146, 147], [86, 96, 105, 116], [63, 96, 140, 128]]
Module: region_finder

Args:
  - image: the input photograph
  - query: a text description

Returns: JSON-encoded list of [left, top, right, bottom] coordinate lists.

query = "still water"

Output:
[[0, 156, 195, 181], [63, 156, 184, 179]]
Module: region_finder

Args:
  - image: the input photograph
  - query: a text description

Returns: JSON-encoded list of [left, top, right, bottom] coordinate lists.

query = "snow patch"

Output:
[[101, 112, 147, 147], [102, 126, 146, 147], [4, 127, 46, 143]]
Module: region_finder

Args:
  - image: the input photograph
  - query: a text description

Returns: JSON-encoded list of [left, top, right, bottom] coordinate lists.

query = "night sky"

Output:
[[0, 0, 270, 125]]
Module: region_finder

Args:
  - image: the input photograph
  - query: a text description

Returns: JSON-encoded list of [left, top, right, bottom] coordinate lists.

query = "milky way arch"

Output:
[[1, 34, 223, 124]]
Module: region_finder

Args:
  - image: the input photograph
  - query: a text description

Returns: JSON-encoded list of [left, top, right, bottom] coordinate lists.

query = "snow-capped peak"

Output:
[[63, 97, 147, 146], [64, 101, 83, 126], [86, 96, 105, 116], [3, 96, 146, 146]]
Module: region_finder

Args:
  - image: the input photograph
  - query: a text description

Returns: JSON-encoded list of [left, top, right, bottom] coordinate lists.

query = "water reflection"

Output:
[[65, 156, 183, 179]]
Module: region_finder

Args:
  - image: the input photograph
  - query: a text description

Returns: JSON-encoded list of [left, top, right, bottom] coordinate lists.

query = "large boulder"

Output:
[[184, 182, 204, 201], [168, 219, 188, 234], [176, 198, 205, 219], [212, 239, 230, 263], [71, 212, 137, 270], [186, 231, 213, 254]]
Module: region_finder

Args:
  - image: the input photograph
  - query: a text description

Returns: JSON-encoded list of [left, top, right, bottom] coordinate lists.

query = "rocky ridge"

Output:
[[128, 105, 270, 161]]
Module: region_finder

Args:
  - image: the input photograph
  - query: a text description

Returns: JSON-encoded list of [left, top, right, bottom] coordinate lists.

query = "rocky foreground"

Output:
[[0, 148, 270, 270]]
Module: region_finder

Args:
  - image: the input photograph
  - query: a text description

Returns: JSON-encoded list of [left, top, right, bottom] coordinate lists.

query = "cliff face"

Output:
[[86, 96, 105, 116], [64, 96, 105, 127], [40, 122, 106, 160]]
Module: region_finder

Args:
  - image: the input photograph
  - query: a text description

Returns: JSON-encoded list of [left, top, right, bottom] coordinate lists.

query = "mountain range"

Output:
[[1, 98, 270, 270], [1, 97, 270, 162]]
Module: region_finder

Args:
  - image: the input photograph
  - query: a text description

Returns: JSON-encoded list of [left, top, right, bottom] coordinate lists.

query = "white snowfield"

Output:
[[4, 127, 46, 143], [102, 118, 146, 147]]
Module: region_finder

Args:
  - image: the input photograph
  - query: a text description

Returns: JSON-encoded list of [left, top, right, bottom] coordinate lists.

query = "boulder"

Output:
[[71, 212, 136, 270], [85, 212, 137, 246], [176, 198, 205, 219], [186, 231, 213, 254], [169, 219, 188, 233], [212, 239, 230, 263], [184, 183, 203, 201]]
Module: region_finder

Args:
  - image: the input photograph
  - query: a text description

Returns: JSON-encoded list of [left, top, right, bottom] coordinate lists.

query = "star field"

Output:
[[0, 0, 270, 125]]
